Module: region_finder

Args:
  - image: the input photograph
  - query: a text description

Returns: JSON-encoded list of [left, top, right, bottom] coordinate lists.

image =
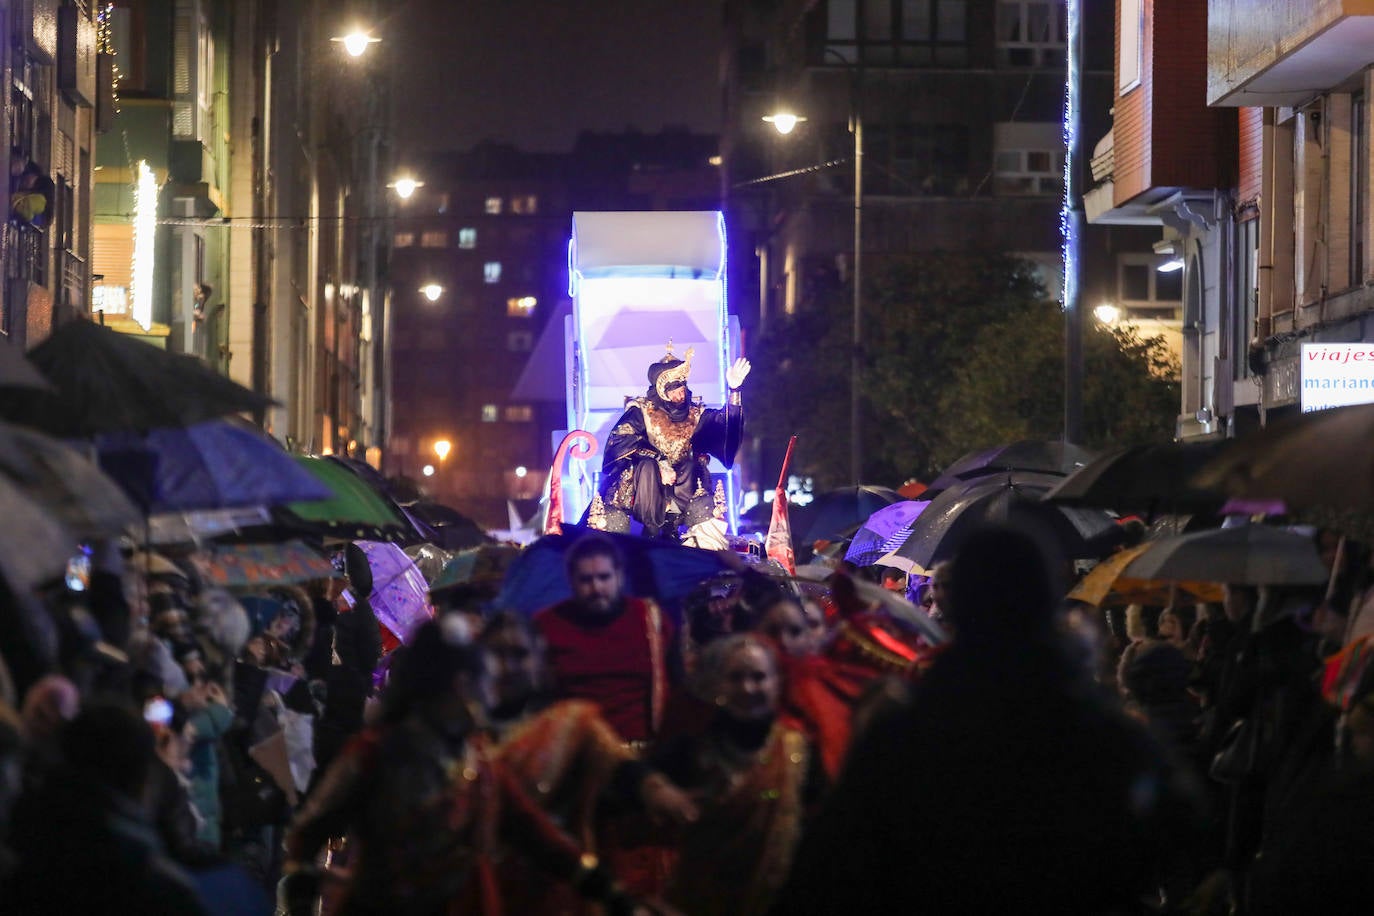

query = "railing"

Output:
[[4, 222, 48, 287], [61, 248, 87, 311]]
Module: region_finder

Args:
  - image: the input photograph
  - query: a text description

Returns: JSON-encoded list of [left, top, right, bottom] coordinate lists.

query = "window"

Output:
[[864, 122, 969, 196], [1117, 254, 1183, 313], [504, 405, 533, 422], [824, 0, 967, 67], [458, 227, 477, 249], [485, 196, 503, 215], [1119, 0, 1143, 92], [996, 1, 1065, 68], [992, 123, 1064, 196], [393, 232, 415, 248], [507, 296, 537, 317], [484, 262, 502, 283], [507, 331, 534, 352], [510, 195, 538, 215], [481, 404, 499, 422], [420, 231, 448, 248]]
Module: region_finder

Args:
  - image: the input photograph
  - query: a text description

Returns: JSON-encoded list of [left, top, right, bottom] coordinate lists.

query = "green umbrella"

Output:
[[283, 457, 411, 539]]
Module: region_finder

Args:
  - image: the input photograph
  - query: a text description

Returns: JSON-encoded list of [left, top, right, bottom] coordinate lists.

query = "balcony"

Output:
[[1209, 1, 1374, 106]]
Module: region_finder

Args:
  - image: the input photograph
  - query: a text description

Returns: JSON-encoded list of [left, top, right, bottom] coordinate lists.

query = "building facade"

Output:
[[4, 0, 388, 461], [1209, 0, 1374, 428], [4, 0, 100, 346]]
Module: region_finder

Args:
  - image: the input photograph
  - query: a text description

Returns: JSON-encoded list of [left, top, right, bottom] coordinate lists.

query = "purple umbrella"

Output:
[[845, 500, 932, 566], [354, 540, 433, 641]]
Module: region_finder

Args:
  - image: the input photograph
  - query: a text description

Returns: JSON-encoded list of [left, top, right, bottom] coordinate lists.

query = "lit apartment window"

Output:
[[824, 0, 967, 67], [510, 194, 538, 215], [485, 196, 503, 214], [993, 123, 1064, 196], [420, 231, 448, 248], [484, 262, 502, 283], [481, 404, 499, 422], [507, 331, 533, 352], [393, 232, 414, 248], [458, 228, 477, 249], [995, 1, 1066, 68], [504, 405, 533, 422], [507, 296, 537, 317]]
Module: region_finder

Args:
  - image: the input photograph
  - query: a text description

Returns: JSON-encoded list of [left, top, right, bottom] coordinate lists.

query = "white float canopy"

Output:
[[571, 211, 725, 278]]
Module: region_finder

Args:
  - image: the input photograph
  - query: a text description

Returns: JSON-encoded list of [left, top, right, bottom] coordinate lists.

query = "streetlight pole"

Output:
[[850, 70, 863, 487], [765, 51, 864, 485]]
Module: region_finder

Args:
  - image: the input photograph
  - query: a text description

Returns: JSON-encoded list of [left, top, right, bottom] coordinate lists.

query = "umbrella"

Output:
[[1043, 440, 1228, 516], [803, 485, 904, 544], [0, 477, 77, 594], [495, 526, 731, 615], [145, 506, 275, 545], [926, 439, 1097, 493], [431, 543, 523, 593], [94, 419, 334, 514], [844, 500, 932, 566], [0, 319, 275, 436], [1191, 403, 1374, 511], [352, 540, 433, 641], [1067, 544, 1225, 608], [405, 500, 491, 551], [280, 457, 413, 541], [891, 472, 1121, 571], [404, 543, 454, 584], [0, 419, 140, 538], [188, 540, 338, 589], [0, 335, 52, 391], [1118, 524, 1330, 587]]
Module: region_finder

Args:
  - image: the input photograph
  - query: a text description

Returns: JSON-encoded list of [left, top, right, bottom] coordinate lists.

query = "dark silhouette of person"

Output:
[[773, 524, 1204, 915]]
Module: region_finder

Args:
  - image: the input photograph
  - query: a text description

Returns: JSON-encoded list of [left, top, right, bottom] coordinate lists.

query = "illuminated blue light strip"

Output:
[[1060, 0, 1080, 317]]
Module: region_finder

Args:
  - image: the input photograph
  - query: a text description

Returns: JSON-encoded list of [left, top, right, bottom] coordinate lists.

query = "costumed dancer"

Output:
[[585, 342, 749, 549]]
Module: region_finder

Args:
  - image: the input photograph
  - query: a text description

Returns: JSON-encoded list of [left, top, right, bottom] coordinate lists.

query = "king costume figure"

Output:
[[584, 343, 750, 549]]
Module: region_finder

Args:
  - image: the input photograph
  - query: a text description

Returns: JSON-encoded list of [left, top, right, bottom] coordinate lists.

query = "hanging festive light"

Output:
[[131, 160, 159, 331]]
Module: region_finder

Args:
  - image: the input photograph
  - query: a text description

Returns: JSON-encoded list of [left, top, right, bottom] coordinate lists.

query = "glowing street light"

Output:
[[332, 29, 379, 57], [433, 439, 452, 463], [420, 283, 444, 302], [515, 466, 528, 478], [389, 176, 423, 199], [421, 464, 435, 477], [762, 112, 807, 135], [1093, 303, 1121, 325]]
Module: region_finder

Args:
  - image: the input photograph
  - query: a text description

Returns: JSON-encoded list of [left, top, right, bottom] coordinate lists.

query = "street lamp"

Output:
[[1093, 303, 1121, 325], [420, 283, 444, 303], [433, 439, 452, 463], [332, 29, 380, 58], [765, 57, 863, 485], [389, 176, 423, 199]]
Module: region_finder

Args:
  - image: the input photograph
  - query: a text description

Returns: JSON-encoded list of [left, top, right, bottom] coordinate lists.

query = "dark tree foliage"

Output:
[[749, 251, 1179, 489]]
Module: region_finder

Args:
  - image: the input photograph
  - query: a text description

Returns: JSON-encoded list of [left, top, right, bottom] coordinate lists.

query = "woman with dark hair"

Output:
[[649, 635, 824, 916], [281, 616, 638, 916]]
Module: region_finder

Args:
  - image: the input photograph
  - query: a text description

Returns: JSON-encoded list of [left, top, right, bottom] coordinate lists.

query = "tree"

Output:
[[748, 251, 1179, 488]]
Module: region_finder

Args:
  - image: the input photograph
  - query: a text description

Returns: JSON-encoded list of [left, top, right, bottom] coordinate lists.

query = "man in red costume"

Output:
[[533, 534, 676, 746]]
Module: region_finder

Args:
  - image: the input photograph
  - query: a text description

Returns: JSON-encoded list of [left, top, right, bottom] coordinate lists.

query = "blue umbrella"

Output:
[[496, 526, 731, 615], [95, 419, 334, 514]]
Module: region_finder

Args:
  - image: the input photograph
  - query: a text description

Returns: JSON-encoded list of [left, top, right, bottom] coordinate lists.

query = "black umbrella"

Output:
[[890, 472, 1121, 572], [406, 500, 491, 551], [0, 334, 52, 391], [0, 319, 275, 436], [1042, 440, 1228, 517], [803, 485, 904, 544], [926, 440, 1098, 494]]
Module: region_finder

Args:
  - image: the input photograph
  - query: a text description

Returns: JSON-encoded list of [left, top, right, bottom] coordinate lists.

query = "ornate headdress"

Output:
[[650, 340, 694, 401]]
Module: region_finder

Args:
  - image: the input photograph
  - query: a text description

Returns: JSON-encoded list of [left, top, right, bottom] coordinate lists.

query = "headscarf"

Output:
[[646, 347, 694, 422]]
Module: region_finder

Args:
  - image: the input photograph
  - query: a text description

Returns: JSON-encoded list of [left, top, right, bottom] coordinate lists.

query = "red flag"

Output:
[[765, 436, 798, 574]]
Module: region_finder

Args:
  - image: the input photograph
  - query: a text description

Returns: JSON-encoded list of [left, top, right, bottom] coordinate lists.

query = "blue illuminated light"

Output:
[[1061, 0, 1080, 316]]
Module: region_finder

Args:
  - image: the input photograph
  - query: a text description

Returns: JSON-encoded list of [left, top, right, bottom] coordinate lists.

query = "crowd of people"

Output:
[[2, 512, 1374, 915]]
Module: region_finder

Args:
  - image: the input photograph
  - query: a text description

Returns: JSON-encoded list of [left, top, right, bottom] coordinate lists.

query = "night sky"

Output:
[[388, 0, 724, 155]]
